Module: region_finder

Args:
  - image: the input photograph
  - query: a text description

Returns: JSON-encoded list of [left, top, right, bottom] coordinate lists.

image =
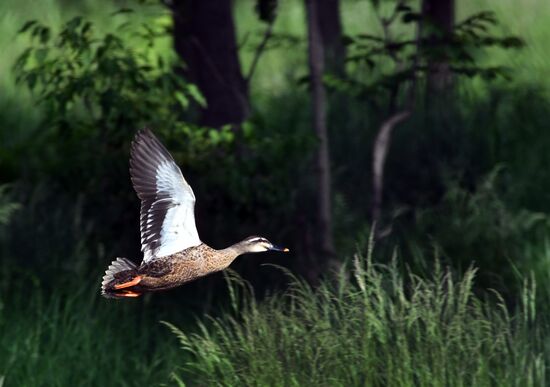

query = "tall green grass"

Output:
[[2, 239, 547, 386], [0, 281, 181, 386], [165, 248, 548, 386], [0, 226, 214, 387]]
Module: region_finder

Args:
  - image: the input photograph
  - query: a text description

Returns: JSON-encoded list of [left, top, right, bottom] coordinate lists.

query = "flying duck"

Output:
[[101, 129, 288, 298]]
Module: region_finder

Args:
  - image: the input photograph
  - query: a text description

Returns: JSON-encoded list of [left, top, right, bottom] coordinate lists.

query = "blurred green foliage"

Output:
[[0, 185, 19, 227], [12, 15, 206, 190]]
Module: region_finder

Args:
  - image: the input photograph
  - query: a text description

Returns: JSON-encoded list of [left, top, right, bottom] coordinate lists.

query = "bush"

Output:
[[391, 167, 550, 296]]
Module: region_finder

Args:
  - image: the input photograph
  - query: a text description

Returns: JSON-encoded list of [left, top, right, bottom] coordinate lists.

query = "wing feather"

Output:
[[129, 129, 201, 262]]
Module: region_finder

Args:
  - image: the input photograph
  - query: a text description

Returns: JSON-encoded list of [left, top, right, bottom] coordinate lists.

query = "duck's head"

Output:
[[236, 236, 289, 254]]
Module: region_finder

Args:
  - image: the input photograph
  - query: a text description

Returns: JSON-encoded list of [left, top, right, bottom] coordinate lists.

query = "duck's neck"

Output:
[[211, 244, 243, 271]]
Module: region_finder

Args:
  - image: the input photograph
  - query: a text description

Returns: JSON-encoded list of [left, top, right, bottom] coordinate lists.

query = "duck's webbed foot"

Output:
[[113, 275, 143, 289], [116, 290, 142, 298]]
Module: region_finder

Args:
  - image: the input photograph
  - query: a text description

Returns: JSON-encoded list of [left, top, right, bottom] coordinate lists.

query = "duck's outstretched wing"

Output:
[[129, 129, 201, 263]]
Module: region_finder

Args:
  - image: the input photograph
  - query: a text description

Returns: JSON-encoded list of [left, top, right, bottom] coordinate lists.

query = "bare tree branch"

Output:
[[246, 21, 275, 84], [371, 110, 410, 228]]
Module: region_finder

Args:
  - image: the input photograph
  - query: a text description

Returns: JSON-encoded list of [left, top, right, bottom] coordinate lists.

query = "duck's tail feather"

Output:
[[101, 257, 139, 299]]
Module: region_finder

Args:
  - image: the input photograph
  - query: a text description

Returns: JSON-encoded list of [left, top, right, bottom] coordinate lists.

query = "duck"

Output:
[[101, 129, 288, 299]]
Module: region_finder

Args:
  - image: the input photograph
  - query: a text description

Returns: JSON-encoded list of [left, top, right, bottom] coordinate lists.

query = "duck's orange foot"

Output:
[[114, 275, 143, 290], [117, 290, 142, 298]]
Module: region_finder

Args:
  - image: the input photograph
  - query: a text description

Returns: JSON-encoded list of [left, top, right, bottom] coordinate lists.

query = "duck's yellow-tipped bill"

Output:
[[269, 244, 289, 253]]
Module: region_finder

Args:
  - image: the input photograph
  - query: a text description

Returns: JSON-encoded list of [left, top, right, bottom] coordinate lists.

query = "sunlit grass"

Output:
[[2, 242, 548, 385], [165, 247, 548, 386]]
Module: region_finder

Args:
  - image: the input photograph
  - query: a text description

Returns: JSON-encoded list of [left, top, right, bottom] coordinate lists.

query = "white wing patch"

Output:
[[150, 161, 200, 258], [130, 130, 202, 263]]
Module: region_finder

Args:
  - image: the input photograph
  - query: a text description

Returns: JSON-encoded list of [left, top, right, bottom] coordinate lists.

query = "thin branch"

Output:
[[238, 31, 251, 51], [373, 0, 406, 45], [386, 0, 407, 25], [246, 21, 275, 84]]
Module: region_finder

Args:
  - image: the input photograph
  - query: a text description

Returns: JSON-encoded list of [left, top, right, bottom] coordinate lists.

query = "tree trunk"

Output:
[[317, 0, 346, 76], [305, 0, 335, 269], [171, 0, 249, 127], [422, 0, 455, 93]]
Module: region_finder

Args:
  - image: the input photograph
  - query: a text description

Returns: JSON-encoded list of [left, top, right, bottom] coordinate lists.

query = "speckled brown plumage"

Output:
[[102, 243, 241, 298], [136, 244, 237, 291]]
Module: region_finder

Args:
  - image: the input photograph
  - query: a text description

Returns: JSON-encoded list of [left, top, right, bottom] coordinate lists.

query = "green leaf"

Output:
[[186, 84, 206, 107], [396, 4, 413, 13], [111, 8, 134, 16], [26, 73, 37, 90], [82, 21, 93, 36], [255, 0, 278, 24], [402, 12, 421, 24], [209, 129, 220, 145], [175, 91, 189, 109], [13, 47, 31, 74], [341, 35, 355, 46], [357, 34, 383, 42], [34, 48, 48, 63], [18, 20, 37, 34], [66, 17, 83, 31], [220, 127, 235, 143], [242, 122, 255, 138], [500, 36, 525, 49], [296, 74, 310, 86], [39, 27, 50, 44]]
